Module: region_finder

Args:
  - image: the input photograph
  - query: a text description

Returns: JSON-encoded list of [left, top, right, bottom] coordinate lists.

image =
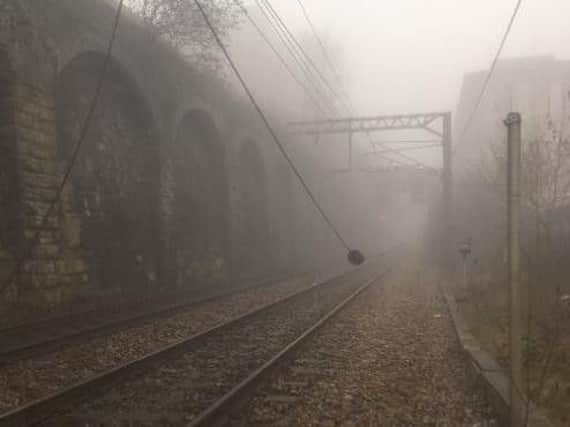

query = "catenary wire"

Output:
[[232, 0, 328, 116], [194, 0, 352, 251], [371, 144, 438, 171], [253, 0, 340, 116], [261, 0, 400, 171], [457, 0, 523, 148], [294, 0, 353, 110], [260, 0, 350, 114], [363, 143, 441, 155], [252, 0, 407, 169], [284, 0, 387, 161]]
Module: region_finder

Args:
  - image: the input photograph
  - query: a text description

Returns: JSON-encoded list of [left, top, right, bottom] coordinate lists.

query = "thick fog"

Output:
[[225, 0, 570, 259], [234, 0, 570, 115]]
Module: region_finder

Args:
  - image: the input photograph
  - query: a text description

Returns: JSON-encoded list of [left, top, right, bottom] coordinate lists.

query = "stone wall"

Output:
[[0, 0, 318, 307], [13, 78, 87, 304], [55, 52, 161, 293], [0, 47, 19, 289]]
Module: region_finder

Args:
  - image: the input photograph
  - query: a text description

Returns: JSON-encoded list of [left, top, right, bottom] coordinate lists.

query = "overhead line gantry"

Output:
[[288, 111, 453, 267]]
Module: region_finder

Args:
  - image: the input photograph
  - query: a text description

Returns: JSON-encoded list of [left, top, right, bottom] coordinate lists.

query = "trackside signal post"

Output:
[[458, 238, 472, 291], [289, 112, 454, 269], [442, 112, 453, 272]]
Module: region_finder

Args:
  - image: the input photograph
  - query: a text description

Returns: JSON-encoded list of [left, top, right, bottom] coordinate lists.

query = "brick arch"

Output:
[[235, 138, 270, 276], [168, 109, 229, 287], [0, 48, 19, 261], [55, 51, 161, 291]]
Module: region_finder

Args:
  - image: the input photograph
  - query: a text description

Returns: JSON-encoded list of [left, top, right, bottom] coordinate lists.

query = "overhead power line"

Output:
[[291, 0, 386, 161], [372, 139, 442, 144], [364, 143, 441, 155], [260, 0, 350, 115], [0, 0, 125, 295], [294, 0, 353, 110], [253, 0, 338, 116], [255, 0, 339, 115], [457, 0, 523, 146], [232, 0, 328, 115], [194, 0, 352, 251], [246, 0, 424, 172], [371, 144, 438, 172]]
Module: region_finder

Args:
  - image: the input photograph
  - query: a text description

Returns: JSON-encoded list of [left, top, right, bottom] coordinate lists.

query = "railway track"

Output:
[[0, 274, 320, 417], [188, 270, 388, 427], [0, 263, 382, 426], [0, 274, 307, 365], [196, 265, 498, 427]]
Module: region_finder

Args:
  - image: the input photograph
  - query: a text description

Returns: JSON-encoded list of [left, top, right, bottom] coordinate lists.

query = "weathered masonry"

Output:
[[0, 0, 321, 306]]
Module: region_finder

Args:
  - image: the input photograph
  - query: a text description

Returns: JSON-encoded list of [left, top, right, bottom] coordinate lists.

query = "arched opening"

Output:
[[236, 139, 270, 276], [0, 49, 18, 268], [55, 52, 160, 291], [273, 162, 295, 273], [171, 110, 229, 287]]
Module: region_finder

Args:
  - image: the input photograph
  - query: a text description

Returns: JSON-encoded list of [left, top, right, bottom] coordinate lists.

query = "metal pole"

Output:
[[348, 130, 353, 171], [505, 112, 523, 427], [442, 113, 453, 274], [463, 258, 468, 291]]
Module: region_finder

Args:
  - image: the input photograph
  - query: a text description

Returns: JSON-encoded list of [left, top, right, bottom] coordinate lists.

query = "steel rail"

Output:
[[0, 274, 280, 335], [187, 269, 389, 427], [0, 267, 362, 426], [0, 274, 304, 365]]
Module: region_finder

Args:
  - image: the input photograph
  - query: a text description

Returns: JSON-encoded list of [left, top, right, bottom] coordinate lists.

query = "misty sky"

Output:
[[241, 0, 570, 116]]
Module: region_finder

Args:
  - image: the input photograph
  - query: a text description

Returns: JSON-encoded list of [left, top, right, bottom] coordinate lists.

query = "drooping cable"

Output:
[[241, 2, 432, 176], [193, 0, 352, 252], [372, 145, 439, 172], [0, 0, 125, 294], [457, 0, 523, 147]]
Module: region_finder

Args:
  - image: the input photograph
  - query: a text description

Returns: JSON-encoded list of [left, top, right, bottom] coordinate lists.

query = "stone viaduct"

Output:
[[0, 0, 322, 306]]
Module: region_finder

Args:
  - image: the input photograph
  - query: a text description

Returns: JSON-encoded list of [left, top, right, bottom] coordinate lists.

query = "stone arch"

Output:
[[0, 48, 19, 259], [235, 139, 270, 276], [55, 51, 161, 291], [170, 109, 229, 287]]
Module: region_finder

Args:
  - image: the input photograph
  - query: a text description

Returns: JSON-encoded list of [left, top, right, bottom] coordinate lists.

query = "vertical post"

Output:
[[505, 112, 523, 427], [442, 113, 453, 273], [459, 240, 471, 292], [348, 130, 353, 171], [463, 258, 468, 290]]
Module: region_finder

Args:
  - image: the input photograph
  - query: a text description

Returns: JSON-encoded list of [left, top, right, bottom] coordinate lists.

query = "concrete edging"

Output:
[[441, 289, 552, 427]]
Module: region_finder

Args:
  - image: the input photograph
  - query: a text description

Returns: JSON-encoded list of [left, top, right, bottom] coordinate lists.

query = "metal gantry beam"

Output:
[[289, 111, 454, 273], [289, 112, 449, 137], [288, 112, 451, 171], [363, 143, 441, 156]]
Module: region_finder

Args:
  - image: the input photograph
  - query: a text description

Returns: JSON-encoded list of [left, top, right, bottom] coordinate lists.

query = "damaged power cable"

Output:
[[193, 0, 365, 266]]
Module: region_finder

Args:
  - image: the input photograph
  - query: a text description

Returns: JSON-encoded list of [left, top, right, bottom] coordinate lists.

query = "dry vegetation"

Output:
[[242, 261, 497, 426], [451, 117, 570, 426]]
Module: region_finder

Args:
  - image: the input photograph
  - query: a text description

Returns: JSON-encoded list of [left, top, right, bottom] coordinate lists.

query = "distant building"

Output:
[[454, 55, 570, 169]]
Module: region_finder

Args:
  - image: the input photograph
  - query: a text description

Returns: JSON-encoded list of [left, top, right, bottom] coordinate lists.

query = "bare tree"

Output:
[[452, 115, 570, 417], [126, 0, 242, 69]]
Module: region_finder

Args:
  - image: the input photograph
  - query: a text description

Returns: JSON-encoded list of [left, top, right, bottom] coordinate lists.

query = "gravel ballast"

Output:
[[51, 269, 373, 425], [0, 275, 317, 413], [237, 267, 498, 426]]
